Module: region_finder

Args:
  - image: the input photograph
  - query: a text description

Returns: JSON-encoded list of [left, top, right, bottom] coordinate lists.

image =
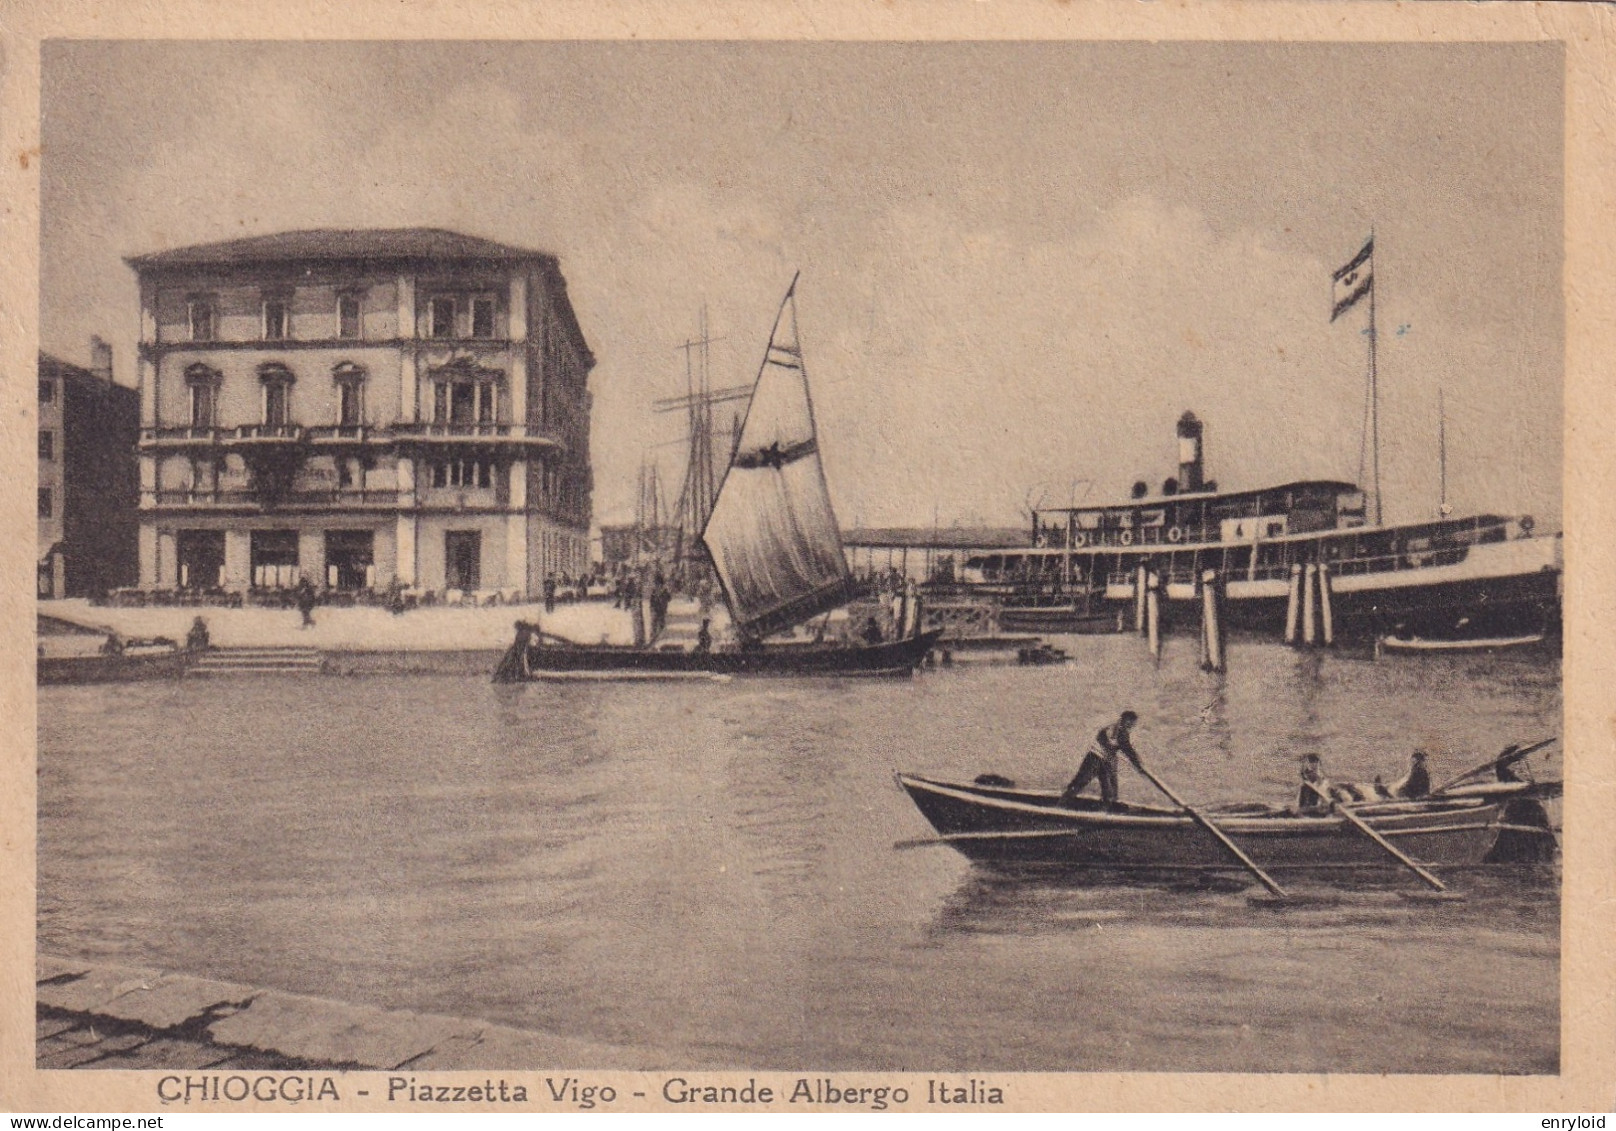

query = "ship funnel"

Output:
[[1177, 411, 1205, 493]]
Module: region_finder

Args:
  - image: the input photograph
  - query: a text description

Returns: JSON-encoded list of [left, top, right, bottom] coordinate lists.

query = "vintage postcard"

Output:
[[4, 0, 1614, 1115]]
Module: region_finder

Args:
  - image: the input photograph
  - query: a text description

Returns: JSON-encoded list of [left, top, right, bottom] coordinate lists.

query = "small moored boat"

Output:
[[38, 646, 195, 685], [1377, 632, 1549, 655]]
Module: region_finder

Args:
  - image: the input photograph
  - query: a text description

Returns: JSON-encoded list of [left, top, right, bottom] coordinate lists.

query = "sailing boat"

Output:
[[495, 276, 941, 681]]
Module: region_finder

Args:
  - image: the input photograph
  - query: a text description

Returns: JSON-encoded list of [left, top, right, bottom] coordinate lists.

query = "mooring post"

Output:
[[1135, 563, 1148, 635], [1146, 570, 1162, 661], [1284, 563, 1302, 645], [1201, 567, 1225, 672], [1318, 562, 1335, 646], [1302, 563, 1318, 646]]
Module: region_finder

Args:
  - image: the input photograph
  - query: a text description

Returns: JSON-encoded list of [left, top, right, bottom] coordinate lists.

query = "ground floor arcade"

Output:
[[137, 511, 589, 598]]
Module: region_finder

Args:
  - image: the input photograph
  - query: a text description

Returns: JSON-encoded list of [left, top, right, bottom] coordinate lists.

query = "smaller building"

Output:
[[38, 343, 141, 598], [843, 526, 1029, 584]]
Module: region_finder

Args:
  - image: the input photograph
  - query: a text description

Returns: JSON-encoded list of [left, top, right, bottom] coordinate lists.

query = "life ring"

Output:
[[1118, 529, 1134, 547], [1071, 530, 1087, 548], [1166, 525, 1184, 544]]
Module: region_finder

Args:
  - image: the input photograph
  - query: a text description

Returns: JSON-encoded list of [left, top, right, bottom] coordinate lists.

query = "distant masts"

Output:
[[652, 306, 752, 560]]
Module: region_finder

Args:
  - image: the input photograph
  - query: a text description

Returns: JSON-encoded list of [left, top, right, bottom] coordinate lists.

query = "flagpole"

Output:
[[1368, 226, 1381, 527]]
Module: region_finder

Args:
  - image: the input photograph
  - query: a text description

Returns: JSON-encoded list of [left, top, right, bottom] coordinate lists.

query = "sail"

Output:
[[701, 279, 855, 637]]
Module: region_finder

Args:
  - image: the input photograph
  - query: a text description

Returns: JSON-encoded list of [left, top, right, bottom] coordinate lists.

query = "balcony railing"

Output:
[[139, 421, 565, 451], [141, 426, 223, 445], [393, 421, 564, 449], [232, 424, 304, 441], [305, 425, 373, 441], [148, 488, 401, 509]]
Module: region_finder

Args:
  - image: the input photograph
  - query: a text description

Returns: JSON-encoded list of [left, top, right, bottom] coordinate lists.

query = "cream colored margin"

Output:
[[1, 0, 1611, 1114]]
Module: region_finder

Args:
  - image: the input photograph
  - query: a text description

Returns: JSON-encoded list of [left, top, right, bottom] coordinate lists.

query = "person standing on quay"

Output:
[[295, 578, 317, 629]]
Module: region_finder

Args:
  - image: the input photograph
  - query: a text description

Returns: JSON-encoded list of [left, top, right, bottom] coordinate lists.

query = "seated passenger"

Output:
[[1390, 750, 1431, 799], [1297, 754, 1334, 812]]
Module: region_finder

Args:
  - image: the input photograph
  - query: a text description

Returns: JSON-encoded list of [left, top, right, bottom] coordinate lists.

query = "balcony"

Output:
[[140, 426, 223, 449], [139, 421, 565, 455], [147, 487, 402, 510], [393, 421, 563, 452]]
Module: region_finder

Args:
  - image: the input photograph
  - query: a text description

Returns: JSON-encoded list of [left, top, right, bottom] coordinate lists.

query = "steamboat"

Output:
[[948, 412, 1560, 642]]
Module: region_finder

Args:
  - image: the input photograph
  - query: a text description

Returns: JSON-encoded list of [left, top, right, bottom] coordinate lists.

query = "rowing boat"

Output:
[[895, 772, 1557, 872]]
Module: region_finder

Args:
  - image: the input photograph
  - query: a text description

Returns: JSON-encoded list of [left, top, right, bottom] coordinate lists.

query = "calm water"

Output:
[[37, 637, 1560, 1073]]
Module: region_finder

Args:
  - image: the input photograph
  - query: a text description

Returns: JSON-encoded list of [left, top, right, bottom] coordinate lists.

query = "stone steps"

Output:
[[190, 646, 324, 675]]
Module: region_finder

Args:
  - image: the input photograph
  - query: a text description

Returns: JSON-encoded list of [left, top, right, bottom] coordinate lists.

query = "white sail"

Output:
[[701, 278, 854, 637]]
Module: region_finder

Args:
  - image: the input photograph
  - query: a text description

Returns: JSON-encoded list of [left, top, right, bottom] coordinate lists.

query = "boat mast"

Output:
[[1368, 226, 1381, 527], [1438, 386, 1450, 518]]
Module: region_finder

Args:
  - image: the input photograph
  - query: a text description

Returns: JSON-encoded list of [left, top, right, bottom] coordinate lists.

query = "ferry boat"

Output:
[[950, 412, 1560, 642]]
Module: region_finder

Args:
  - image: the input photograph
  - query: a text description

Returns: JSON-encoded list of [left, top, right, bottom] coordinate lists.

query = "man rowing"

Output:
[[1061, 710, 1141, 808]]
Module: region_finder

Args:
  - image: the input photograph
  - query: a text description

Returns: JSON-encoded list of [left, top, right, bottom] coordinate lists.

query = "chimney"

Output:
[[1176, 411, 1205, 493], [89, 336, 113, 382]]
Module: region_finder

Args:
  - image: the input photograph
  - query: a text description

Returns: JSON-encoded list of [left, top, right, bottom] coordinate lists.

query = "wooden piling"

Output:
[[1284, 563, 1302, 644], [1146, 571, 1162, 660], [1318, 562, 1335, 646], [1135, 564, 1148, 634], [1302, 563, 1317, 646], [1201, 568, 1225, 672]]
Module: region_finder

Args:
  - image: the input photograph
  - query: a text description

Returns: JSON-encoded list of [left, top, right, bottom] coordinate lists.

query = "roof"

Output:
[[125, 228, 556, 269]]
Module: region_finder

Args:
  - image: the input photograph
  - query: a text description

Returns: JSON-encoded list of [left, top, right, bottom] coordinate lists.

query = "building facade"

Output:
[[128, 229, 594, 597], [38, 345, 141, 599]]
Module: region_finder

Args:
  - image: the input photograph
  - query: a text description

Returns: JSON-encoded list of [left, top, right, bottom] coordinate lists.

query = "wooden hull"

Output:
[[506, 630, 942, 680], [996, 607, 1126, 635], [1378, 633, 1547, 654], [896, 774, 1541, 872], [38, 650, 193, 685]]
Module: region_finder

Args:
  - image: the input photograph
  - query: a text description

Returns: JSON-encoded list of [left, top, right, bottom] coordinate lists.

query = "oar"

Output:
[[1127, 761, 1288, 899], [1432, 737, 1557, 795], [1331, 800, 1454, 894]]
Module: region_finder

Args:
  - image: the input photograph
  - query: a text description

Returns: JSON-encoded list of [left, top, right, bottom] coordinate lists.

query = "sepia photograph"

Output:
[[8, 9, 1615, 1114]]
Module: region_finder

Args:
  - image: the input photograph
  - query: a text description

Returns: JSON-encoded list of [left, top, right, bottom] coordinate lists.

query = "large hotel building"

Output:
[[129, 229, 594, 597]]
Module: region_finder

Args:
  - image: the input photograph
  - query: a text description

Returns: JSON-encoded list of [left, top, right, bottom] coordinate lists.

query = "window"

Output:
[[264, 382, 289, 427], [250, 529, 300, 589], [338, 381, 363, 427], [333, 361, 365, 427], [432, 379, 496, 426], [188, 298, 215, 342], [450, 381, 475, 424], [38, 488, 51, 518], [338, 293, 362, 339], [263, 296, 290, 340], [39, 379, 55, 404], [337, 459, 360, 489], [190, 383, 215, 428], [430, 297, 456, 339], [471, 296, 496, 338], [184, 363, 221, 427], [38, 431, 53, 460]]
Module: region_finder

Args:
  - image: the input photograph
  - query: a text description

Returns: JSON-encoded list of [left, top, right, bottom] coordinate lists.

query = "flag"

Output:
[[1331, 238, 1373, 321]]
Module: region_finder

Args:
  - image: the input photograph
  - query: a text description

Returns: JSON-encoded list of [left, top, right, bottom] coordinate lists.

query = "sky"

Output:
[[40, 40, 1563, 531]]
